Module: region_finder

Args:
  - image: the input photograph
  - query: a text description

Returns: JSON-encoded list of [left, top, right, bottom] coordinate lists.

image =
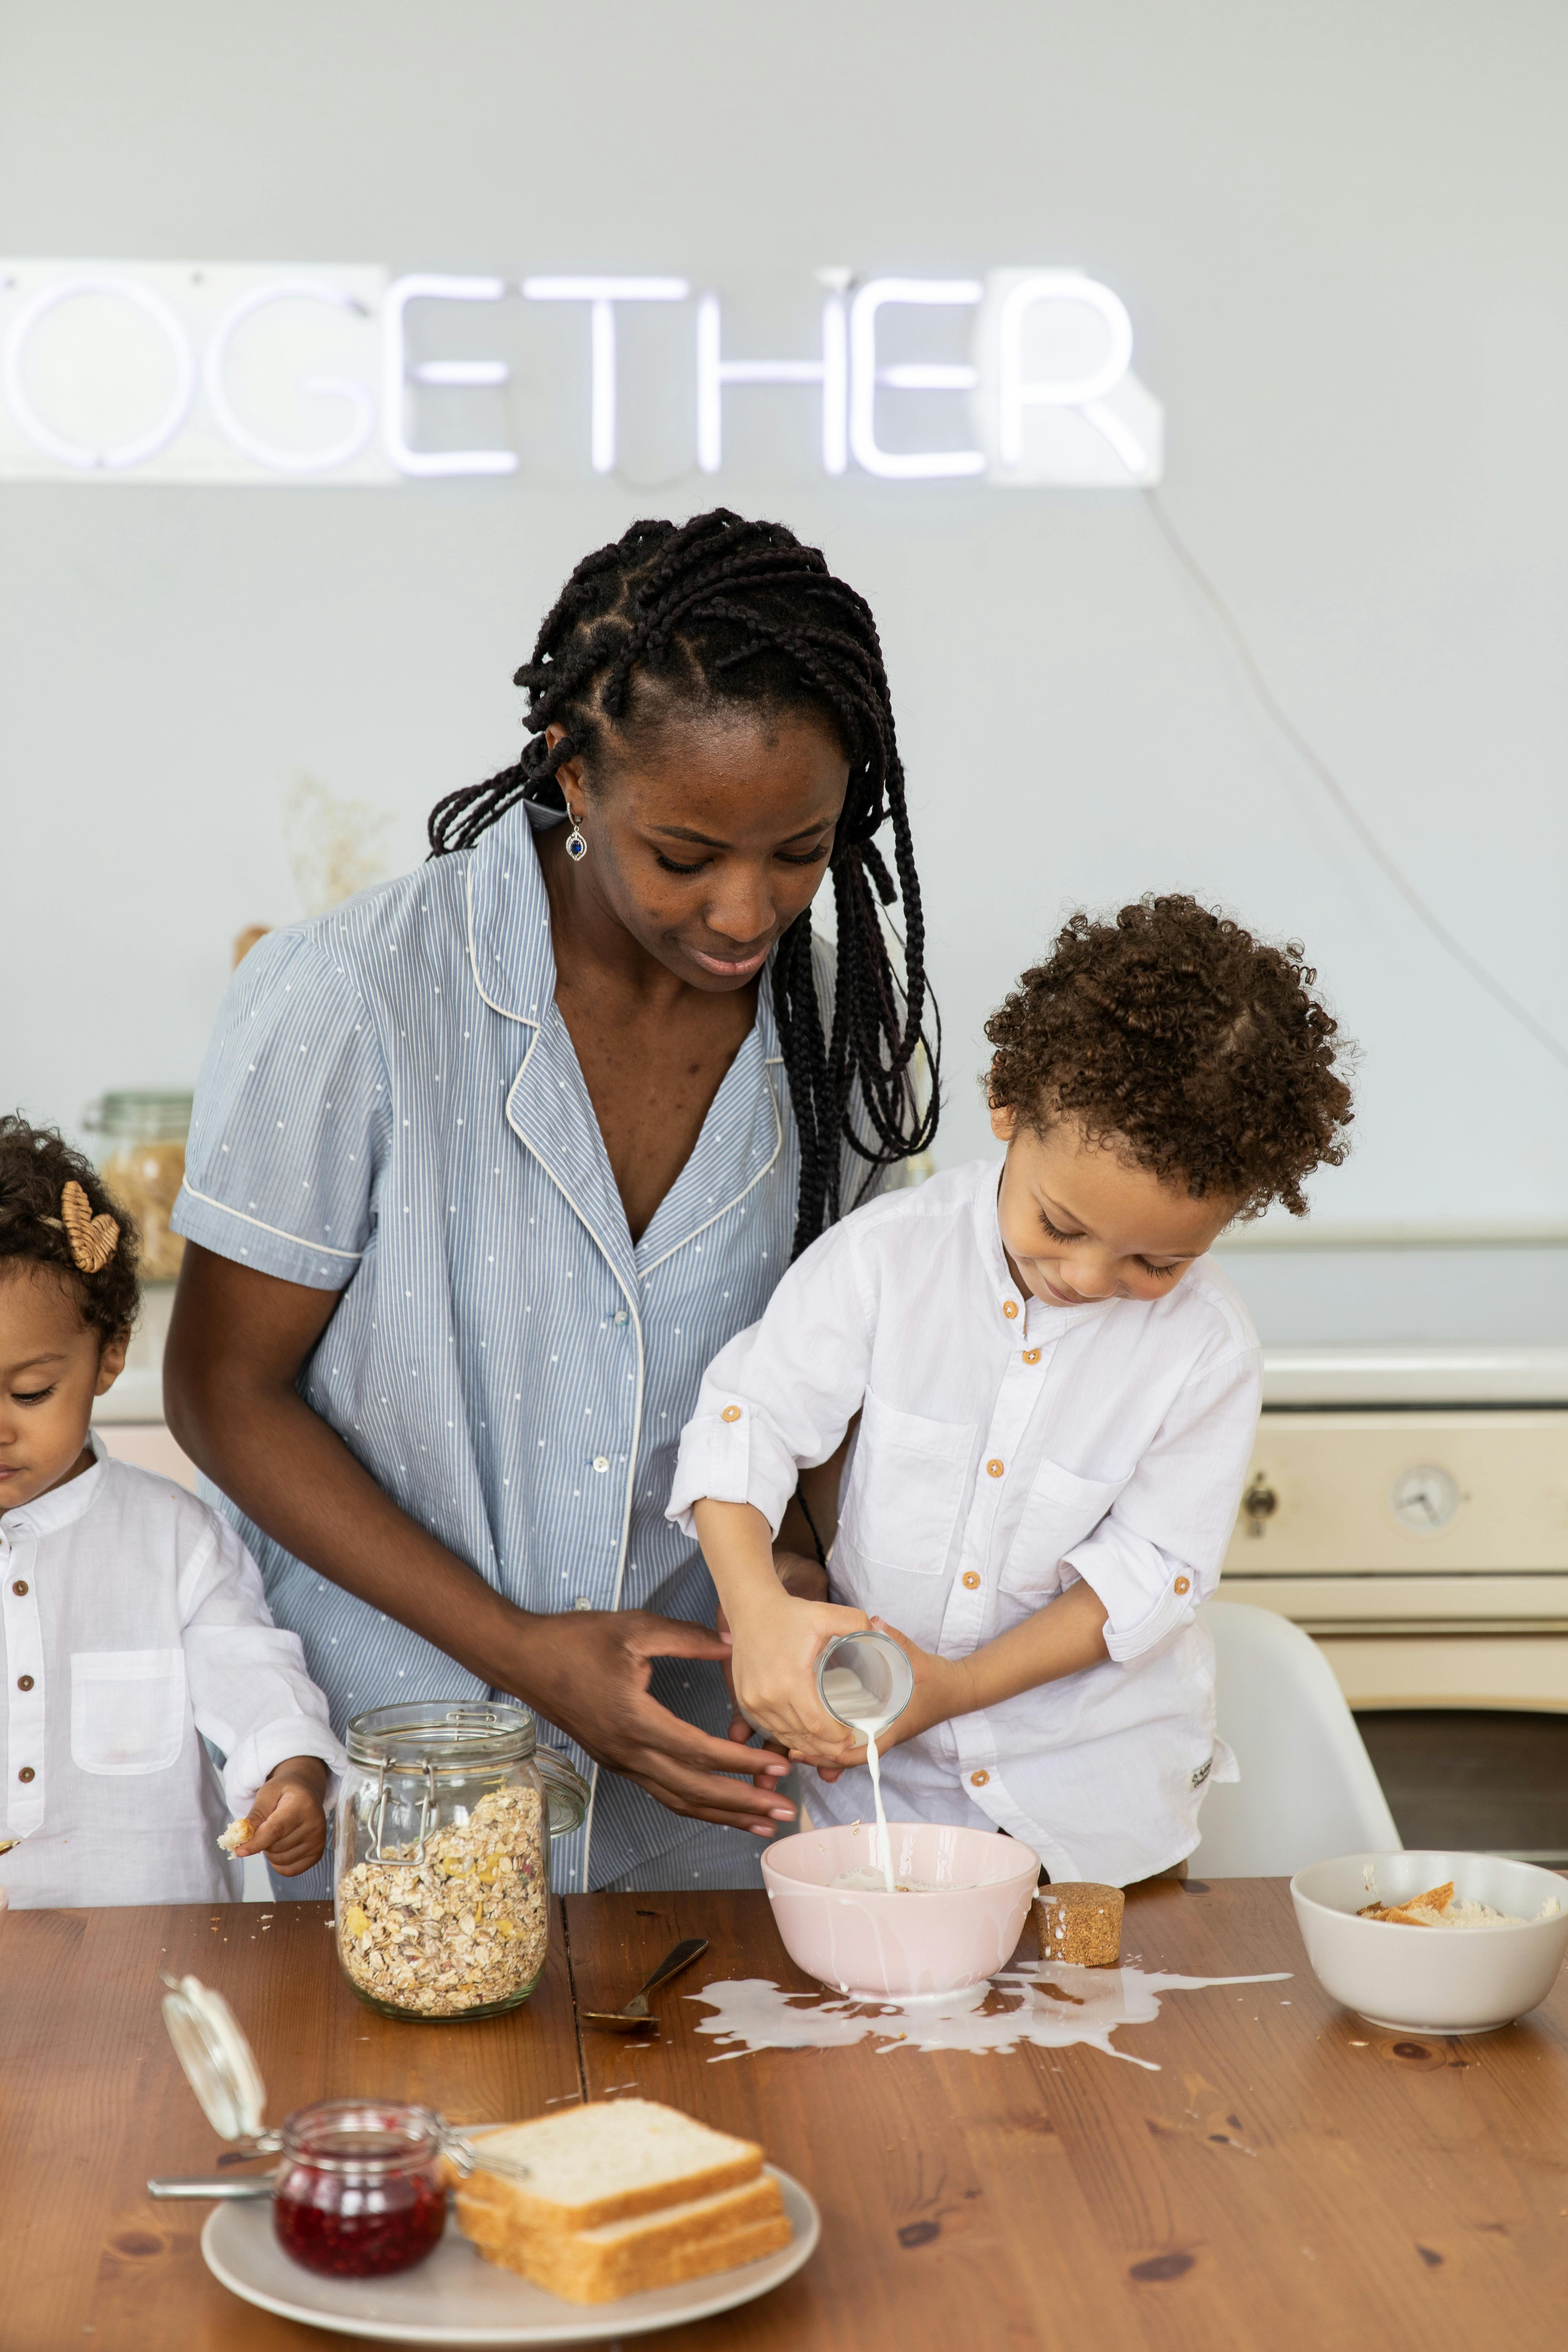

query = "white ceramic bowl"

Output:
[[1291, 1849, 1568, 2035], [761, 1821, 1039, 1999]]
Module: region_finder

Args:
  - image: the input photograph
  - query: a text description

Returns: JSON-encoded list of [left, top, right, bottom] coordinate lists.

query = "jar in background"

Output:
[[273, 2099, 447, 2277], [84, 1090, 193, 1282], [335, 1701, 588, 2023]]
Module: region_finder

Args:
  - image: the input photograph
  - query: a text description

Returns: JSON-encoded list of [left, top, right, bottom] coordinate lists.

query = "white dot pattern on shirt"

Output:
[[165, 809, 867, 1894]]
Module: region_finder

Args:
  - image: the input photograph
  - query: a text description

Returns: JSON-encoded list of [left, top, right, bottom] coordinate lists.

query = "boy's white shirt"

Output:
[[668, 1157, 1262, 1886], [0, 1434, 347, 1907]]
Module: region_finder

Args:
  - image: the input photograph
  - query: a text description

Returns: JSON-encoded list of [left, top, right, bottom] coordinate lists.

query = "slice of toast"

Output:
[[459, 2099, 765, 2233], [458, 2173, 791, 2304], [1358, 1880, 1454, 1927]]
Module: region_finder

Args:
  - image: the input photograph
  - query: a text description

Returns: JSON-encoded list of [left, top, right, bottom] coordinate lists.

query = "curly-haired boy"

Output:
[[671, 896, 1354, 1887]]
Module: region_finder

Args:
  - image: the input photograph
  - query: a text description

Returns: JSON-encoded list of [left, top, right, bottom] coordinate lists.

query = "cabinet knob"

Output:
[[1242, 1474, 1279, 1538]]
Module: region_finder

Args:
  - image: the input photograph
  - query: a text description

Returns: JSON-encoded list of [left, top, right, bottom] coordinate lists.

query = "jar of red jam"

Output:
[[272, 2099, 447, 2278]]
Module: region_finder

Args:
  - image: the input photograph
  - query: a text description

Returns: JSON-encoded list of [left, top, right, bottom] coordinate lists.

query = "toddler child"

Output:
[[670, 896, 1354, 1886], [0, 1118, 346, 1908]]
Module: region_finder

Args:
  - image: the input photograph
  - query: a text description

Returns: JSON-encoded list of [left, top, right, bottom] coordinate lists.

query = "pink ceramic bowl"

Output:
[[761, 1822, 1040, 1998]]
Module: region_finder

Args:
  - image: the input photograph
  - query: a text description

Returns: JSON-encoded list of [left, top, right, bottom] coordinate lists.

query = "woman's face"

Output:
[[548, 708, 849, 991]]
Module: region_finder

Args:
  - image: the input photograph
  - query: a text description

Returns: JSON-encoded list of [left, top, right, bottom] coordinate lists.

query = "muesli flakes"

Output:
[[338, 1785, 547, 2015]]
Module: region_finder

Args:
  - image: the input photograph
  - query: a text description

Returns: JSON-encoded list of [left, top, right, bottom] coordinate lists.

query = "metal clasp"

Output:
[[371, 1757, 437, 1865]]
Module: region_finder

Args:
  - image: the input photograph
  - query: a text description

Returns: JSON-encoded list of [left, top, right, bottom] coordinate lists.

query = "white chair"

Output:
[[1190, 1601, 1401, 1877]]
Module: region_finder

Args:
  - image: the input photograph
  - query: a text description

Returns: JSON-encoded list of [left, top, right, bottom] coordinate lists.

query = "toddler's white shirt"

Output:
[[669, 1158, 1262, 1885], [0, 1436, 347, 1907]]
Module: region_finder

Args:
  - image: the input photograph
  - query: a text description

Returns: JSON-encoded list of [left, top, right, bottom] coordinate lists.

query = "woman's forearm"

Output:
[[165, 1248, 526, 1689], [173, 1367, 522, 1681]]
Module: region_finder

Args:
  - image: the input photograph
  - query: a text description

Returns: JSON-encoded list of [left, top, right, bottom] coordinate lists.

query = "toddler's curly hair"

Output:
[[0, 1117, 141, 1340], [985, 895, 1354, 1220]]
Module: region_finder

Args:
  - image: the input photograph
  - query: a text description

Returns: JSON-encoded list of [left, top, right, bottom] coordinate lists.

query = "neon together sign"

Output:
[[0, 261, 1163, 488]]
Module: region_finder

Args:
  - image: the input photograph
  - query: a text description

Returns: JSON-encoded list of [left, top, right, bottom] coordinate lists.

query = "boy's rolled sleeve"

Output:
[[667, 1221, 876, 1540], [172, 924, 388, 1291], [1064, 1338, 1262, 1662]]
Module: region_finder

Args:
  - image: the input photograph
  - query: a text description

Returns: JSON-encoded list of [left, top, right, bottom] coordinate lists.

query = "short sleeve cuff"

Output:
[[666, 1402, 801, 1542], [172, 1184, 366, 1291]]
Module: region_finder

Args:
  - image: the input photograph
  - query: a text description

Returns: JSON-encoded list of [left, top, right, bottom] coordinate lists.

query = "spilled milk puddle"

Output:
[[687, 1961, 1292, 2069]]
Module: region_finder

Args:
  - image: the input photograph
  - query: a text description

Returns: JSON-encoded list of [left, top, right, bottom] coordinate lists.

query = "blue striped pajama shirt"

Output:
[[173, 798, 874, 1895]]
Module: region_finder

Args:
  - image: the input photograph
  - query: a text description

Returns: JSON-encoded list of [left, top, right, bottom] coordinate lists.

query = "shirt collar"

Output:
[[0, 1427, 108, 1539], [971, 1157, 1117, 1338], [464, 798, 563, 1026]]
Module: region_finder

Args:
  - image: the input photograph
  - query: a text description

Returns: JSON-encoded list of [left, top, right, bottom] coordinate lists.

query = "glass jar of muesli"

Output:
[[334, 1703, 588, 2023]]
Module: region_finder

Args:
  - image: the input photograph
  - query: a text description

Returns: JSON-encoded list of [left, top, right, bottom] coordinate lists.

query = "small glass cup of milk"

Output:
[[815, 1630, 914, 1739]]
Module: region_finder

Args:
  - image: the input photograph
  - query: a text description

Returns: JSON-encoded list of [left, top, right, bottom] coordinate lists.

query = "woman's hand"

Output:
[[234, 1757, 329, 1876], [486, 1608, 799, 1838], [811, 1618, 973, 1781]]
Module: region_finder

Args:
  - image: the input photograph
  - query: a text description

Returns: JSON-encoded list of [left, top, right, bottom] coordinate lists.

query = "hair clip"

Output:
[[59, 1180, 119, 1275]]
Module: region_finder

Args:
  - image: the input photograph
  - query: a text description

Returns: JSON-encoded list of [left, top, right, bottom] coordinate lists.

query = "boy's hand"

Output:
[[728, 1589, 874, 1765], [812, 1619, 974, 1781], [719, 1547, 830, 1750], [234, 1757, 329, 1877]]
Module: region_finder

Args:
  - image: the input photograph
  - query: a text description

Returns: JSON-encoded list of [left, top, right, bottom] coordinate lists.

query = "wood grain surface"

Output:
[[1, 1881, 1565, 2351], [567, 1879, 1568, 2352], [0, 1897, 579, 2351]]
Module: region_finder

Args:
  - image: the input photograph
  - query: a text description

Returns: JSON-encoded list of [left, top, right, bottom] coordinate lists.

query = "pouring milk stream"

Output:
[[816, 1632, 914, 1894]]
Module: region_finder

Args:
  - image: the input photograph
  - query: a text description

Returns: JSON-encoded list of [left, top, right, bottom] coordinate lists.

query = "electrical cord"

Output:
[[1142, 486, 1568, 1077]]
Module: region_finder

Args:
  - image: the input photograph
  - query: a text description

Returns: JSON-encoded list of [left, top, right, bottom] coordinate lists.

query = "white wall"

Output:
[[5, 1, 1566, 1256]]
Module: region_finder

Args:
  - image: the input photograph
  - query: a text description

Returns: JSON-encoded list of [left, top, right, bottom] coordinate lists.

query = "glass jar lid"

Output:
[[162, 1973, 268, 2142], [345, 1700, 590, 1837], [346, 1700, 538, 1773]]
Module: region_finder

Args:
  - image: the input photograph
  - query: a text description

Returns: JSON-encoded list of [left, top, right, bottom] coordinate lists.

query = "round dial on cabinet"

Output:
[[1389, 1462, 1460, 1535]]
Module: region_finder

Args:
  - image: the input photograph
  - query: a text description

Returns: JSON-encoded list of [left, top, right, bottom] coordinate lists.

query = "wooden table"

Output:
[[4, 1879, 1566, 2350]]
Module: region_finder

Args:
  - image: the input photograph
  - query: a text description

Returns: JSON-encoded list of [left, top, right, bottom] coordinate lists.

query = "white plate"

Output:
[[201, 2167, 820, 2346]]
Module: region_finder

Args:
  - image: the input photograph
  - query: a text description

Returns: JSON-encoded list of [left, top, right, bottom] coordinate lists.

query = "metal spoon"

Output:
[[581, 1937, 708, 2031], [148, 2173, 275, 2198]]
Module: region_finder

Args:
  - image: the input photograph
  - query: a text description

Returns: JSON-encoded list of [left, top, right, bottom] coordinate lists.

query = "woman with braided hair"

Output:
[[165, 508, 938, 1896]]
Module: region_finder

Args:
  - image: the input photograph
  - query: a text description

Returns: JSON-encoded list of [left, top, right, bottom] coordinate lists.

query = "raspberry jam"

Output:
[[272, 2100, 447, 2278]]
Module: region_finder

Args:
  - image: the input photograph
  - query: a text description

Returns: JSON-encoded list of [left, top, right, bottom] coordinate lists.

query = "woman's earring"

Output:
[[564, 805, 588, 864]]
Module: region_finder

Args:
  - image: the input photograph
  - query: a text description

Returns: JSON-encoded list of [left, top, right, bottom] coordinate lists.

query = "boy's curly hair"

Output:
[[0, 1117, 141, 1340], [985, 895, 1354, 1220]]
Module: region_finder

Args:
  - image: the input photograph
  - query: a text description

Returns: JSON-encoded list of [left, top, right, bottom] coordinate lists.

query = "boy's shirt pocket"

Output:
[[71, 1648, 189, 1776], [1000, 1460, 1131, 1601], [836, 1388, 977, 1579]]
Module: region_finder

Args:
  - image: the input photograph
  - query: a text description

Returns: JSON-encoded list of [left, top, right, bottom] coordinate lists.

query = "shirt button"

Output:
[[970, 1769, 989, 1787], [613, 1309, 630, 1326], [721, 1405, 743, 1424], [986, 1459, 1005, 1479], [592, 1457, 610, 1473], [16, 1675, 33, 1692], [962, 1571, 981, 1591], [1002, 1301, 1018, 1321], [572, 1597, 593, 1611], [18, 1767, 34, 1784], [1023, 1349, 1041, 1366], [11, 1580, 27, 1597], [1174, 1575, 1191, 1595]]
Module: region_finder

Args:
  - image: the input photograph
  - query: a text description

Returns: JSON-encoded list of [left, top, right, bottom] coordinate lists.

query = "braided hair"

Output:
[[429, 510, 939, 1256]]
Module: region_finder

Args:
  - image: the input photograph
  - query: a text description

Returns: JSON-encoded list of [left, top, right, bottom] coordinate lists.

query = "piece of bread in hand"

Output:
[[216, 1818, 253, 1855]]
